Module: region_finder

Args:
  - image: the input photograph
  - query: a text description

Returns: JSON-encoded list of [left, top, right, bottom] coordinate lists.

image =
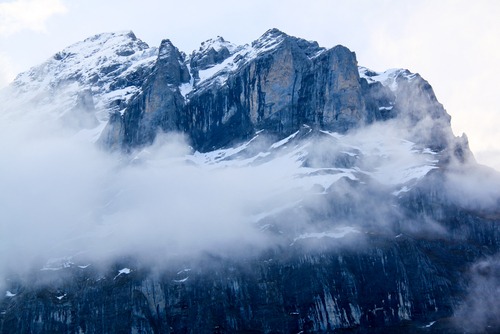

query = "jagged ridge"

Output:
[[1, 28, 460, 154]]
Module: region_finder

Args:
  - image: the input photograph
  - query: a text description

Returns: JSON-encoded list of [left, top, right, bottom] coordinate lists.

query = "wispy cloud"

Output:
[[0, 0, 67, 36], [454, 255, 500, 332]]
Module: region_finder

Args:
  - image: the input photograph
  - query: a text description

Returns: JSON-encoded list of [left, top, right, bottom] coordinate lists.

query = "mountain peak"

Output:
[[261, 27, 288, 39], [5, 30, 157, 122], [251, 28, 289, 51], [50, 30, 151, 66], [188, 36, 238, 70], [251, 28, 324, 59], [82, 30, 137, 44], [196, 36, 236, 53], [158, 39, 178, 59]]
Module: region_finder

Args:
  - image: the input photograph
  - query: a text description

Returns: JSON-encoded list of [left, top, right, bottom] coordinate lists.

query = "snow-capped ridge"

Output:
[[158, 39, 181, 59], [251, 28, 288, 53], [184, 36, 243, 94], [359, 67, 419, 92], [2, 30, 158, 136], [251, 28, 325, 58], [194, 36, 238, 55]]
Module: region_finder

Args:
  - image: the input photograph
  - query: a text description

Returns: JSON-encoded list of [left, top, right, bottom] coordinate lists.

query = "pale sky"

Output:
[[0, 0, 499, 169]]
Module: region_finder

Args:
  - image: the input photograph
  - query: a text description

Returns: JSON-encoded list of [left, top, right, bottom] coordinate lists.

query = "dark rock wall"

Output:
[[182, 40, 368, 150], [104, 31, 453, 152], [1, 228, 497, 334], [118, 39, 190, 149]]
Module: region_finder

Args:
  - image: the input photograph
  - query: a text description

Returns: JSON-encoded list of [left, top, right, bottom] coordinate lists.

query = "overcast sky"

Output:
[[0, 0, 499, 169]]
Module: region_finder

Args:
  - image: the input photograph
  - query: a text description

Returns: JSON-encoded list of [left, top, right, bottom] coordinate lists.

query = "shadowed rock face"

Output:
[[102, 29, 451, 152], [119, 39, 190, 148]]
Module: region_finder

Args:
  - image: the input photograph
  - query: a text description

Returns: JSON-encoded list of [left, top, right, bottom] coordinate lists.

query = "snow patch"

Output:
[[392, 186, 411, 196], [319, 130, 343, 139], [114, 268, 132, 279], [41, 257, 74, 271], [5, 291, 16, 297], [179, 82, 193, 98], [291, 227, 360, 245], [173, 277, 189, 283], [421, 321, 436, 328], [270, 130, 299, 149], [379, 106, 393, 111], [359, 67, 404, 92], [56, 294, 67, 300]]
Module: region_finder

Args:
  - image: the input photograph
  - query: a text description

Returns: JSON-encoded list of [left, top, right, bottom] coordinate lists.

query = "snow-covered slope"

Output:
[[0, 31, 157, 139], [188, 126, 438, 190], [358, 66, 418, 92], [186, 123, 439, 213]]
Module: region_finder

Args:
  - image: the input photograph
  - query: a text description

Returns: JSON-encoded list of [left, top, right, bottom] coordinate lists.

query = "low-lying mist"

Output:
[[0, 116, 292, 280], [454, 255, 500, 332], [1, 106, 499, 294]]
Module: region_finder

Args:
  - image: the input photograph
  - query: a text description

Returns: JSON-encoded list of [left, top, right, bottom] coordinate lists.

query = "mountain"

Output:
[[0, 29, 499, 334], [1, 29, 456, 152]]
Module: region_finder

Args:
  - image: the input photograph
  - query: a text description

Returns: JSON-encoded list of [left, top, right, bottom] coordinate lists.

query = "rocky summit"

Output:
[[0, 29, 499, 334]]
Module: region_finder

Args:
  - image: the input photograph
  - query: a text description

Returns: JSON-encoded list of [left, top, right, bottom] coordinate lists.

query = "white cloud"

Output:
[[0, 114, 278, 275], [0, 0, 67, 36]]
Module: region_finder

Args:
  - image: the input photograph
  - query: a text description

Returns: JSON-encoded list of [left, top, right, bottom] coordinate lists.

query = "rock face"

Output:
[[98, 28, 452, 152], [0, 28, 453, 153], [120, 39, 190, 148], [0, 29, 499, 333]]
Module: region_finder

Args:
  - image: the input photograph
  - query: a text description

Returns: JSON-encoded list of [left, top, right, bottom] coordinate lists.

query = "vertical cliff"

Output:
[[100, 29, 453, 153]]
